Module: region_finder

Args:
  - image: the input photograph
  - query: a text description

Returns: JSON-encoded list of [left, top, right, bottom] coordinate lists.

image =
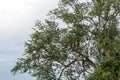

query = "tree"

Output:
[[12, 0, 120, 80]]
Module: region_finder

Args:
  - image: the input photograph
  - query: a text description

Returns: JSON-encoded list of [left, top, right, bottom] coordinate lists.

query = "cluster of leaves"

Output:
[[87, 52, 120, 80], [12, 0, 120, 80]]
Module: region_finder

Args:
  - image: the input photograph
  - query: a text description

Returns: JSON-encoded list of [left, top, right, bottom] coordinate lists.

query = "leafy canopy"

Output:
[[12, 0, 120, 80]]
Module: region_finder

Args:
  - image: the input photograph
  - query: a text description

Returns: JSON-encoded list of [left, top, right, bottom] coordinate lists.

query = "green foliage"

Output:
[[87, 53, 120, 80], [12, 0, 120, 80]]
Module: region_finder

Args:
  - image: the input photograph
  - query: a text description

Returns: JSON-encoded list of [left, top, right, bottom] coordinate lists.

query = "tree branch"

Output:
[[58, 59, 77, 80]]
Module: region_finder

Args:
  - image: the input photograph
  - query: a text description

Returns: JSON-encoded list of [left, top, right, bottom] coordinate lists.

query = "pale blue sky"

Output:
[[0, 0, 58, 80]]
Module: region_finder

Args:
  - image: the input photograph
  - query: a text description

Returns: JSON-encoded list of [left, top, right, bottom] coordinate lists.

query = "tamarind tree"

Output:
[[12, 0, 120, 80]]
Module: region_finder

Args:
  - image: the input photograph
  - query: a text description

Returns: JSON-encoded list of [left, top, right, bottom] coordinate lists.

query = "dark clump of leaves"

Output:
[[87, 52, 120, 80]]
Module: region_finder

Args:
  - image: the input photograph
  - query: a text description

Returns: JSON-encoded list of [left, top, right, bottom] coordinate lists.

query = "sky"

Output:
[[0, 0, 58, 80]]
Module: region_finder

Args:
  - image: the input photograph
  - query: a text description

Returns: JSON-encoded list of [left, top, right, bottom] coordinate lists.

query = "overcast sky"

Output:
[[0, 0, 58, 80]]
